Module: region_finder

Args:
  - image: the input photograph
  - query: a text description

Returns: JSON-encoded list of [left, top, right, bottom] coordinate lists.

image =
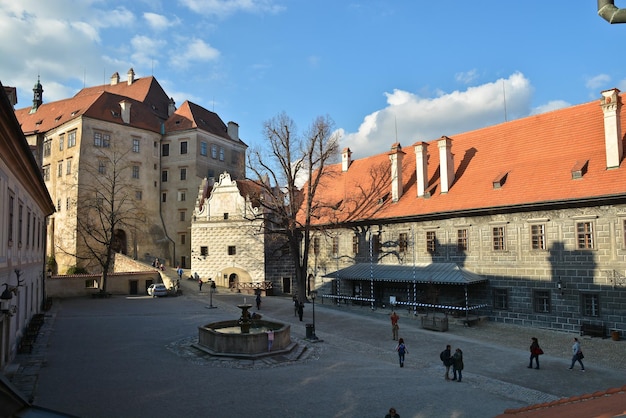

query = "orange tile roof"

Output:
[[306, 95, 626, 226], [15, 76, 170, 135], [165, 101, 229, 139]]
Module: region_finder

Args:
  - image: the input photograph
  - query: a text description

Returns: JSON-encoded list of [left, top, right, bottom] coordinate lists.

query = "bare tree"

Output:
[[67, 144, 144, 293], [247, 112, 340, 301]]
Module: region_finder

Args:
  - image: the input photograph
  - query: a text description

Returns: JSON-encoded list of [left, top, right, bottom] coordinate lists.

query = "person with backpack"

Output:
[[396, 338, 408, 367], [440, 344, 452, 380]]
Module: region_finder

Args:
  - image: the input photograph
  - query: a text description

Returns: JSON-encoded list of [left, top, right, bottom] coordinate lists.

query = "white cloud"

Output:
[[144, 12, 180, 31], [180, 0, 285, 18], [530, 100, 570, 115], [340, 72, 535, 158], [455, 69, 478, 85], [130, 36, 168, 68], [585, 74, 611, 90], [169, 38, 220, 68]]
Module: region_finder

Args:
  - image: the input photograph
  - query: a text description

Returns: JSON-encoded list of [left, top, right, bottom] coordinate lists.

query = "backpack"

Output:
[[397, 344, 406, 355], [440, 350, 446, 362]]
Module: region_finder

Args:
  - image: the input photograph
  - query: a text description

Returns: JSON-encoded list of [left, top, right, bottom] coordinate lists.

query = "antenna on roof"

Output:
[[502, 79, 508, 122]]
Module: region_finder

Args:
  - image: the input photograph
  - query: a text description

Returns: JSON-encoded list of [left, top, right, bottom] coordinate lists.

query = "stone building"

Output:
[[304, 88, 626, 335], [0, 82, 55, 368], [13, 70, 246, 273]]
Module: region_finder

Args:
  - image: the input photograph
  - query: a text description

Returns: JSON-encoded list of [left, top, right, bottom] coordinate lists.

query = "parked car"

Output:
[[147, 283, 168, 297]]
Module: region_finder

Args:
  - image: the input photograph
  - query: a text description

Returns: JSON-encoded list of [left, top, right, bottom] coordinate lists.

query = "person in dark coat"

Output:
[[451, 348, 464, 382], [297, 301, 304, 321], [528, 337, 542, 369], [256, 293, 262, 310], [440, 344, 452, 380]]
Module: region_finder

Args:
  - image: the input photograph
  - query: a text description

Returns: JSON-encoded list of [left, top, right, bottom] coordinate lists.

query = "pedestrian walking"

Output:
[[528, 337, 542, 369], [256, 293, 262, 310], [390, 311, 399, 341], [266, 329, 274, 352], [569, 337, 585, 371], [440, 344, 452, 380], [293, 293, 299, 316], [176, 265, 183, 280], [297, 301, 304, 321], [198, 278, 203, 292], [451, 348, 464, 382], [385, 407, 400, 418], [396, 338, 408, 367]]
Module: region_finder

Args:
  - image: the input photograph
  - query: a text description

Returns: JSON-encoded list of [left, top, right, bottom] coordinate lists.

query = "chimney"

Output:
[[227, 121, 239, 140], [414, 142, 429, 197], [600, 88, 623, 169], [388, 143, 405, 202], [341, 148, 352, 172], [438, 136, 455, 193], [168, 97, 176, 117], [119, 100, 131, 124], [127, 68, 135, 85], [110, 72, 120, 86]]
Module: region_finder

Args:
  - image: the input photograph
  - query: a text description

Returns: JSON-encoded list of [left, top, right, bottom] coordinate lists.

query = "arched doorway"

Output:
[[228, 273, 239, 291], [112, 229, 128, 255]]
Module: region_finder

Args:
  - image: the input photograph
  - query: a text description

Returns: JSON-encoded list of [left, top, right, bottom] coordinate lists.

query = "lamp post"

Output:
[[310, 290, 318, 340]]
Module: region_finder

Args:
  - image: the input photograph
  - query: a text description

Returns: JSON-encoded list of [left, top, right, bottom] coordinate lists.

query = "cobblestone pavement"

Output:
[[6, 271, 625, 418]]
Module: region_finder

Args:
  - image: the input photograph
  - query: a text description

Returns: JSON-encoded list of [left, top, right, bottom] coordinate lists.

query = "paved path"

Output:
[[7, 275, 626, 418]]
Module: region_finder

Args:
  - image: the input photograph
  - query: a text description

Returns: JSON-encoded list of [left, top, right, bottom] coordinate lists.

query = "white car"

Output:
[[147, 283, 168, 297]]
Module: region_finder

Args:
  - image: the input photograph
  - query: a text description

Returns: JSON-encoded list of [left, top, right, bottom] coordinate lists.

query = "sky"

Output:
[[1, 1, 626, 159]]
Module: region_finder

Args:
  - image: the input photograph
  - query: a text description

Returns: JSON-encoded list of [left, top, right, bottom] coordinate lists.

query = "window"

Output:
[[398, 233, 408, 253], [94, 132, 110, 147], [98, 160, 106, 175], [180, 234, 186, 245], [42, 165, 50, 181], [211, 144, 218, 159], [132, 165, 140, 179], [162, 170, 168, 182], [57, 199, 61, 211], [223, 213, 228, 220], [66, 159, 72, 175], [200, 142, 207, 156], [162, 193, 167, 203], [135, 191, 142, 200], [180, 141, 188, 155], [26, 210, 31, 247], [531, 224, 546, 250], [493, 288, 508, 310], [231, 150, 240, 165], [59, 134, 64, 150], [43, 140, 51, 157], [162, 143, 170, 156], [332, 236, 339, 255], [219, 147, 225, 161], [180, 168, 187, 180], [457, 229, 468, 251], [178, 191, 186, 202], [68, 130, 76, 148], [85, 279, 98, 289], [132, 138, 140, 153], [179, 211, 186, 221], [581, 293, 600, 317], [373, 233, 382, 253], [8, 193, 14, 244], [200, 246, 208, 256], [492, 226, 505, 251], [313, 237, 320, 255], [18, 203, 23, 247], [577, 222, 594, 249], [57, 161, 63, 177], [426, 231, 437, 253], [228, 245, 236, 255], [207, 169, 215, 179], [533, 290, 551, 313], [352, 234, 359, 254]]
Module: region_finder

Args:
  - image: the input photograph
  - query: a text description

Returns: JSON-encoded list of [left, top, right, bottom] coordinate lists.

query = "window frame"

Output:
[[180, 141, 188, 155], [493, 288, 508, 310], [457, 228, 468, 251], [533, 289, 551, 313], [530, 224, 546, 250], [67, 130, 77, 148], [492, 226, 506, 251], [426, 231, 437, 254], [132, 138, 140, 153], [576, 221, 594, 249], [398, 232, 408, 253], [581, 293, 600, 317], [162, 143, 170, 157]]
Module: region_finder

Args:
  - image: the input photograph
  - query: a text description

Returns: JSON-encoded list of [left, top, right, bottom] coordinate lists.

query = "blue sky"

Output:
[[1, 1, 625, 158]]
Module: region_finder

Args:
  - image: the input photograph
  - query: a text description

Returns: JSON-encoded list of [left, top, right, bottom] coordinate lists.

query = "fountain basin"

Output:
[[197, 319, 291, 358]]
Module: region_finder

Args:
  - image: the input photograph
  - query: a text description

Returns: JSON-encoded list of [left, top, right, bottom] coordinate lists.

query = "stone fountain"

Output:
[[194, 302, 294, 359]]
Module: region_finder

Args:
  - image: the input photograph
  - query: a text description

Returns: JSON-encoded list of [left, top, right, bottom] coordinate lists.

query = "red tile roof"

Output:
[[15, 76, 170, 135], [165, 100, 231, 140], [307, 95, 626, 226]]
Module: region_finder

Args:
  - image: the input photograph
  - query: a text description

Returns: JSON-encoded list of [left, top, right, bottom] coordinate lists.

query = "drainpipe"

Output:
[[598, 0, 626, 23]]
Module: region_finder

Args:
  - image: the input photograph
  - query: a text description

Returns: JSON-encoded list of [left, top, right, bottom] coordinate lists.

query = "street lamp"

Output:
[[310, 290, 318, 340]]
